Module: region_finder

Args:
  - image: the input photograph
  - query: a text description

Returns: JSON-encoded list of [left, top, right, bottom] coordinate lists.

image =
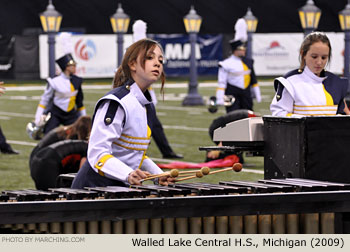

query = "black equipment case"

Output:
[[263, 116, 350, 183]]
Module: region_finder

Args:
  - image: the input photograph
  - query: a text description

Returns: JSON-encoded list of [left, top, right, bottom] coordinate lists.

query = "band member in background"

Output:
[[133, 19, 183, 159], [271, 32, 349, 116], [216, 18, 261, 113], [34, 53, 86, 134], [0, 81, 19, 154], [72, 39, 175, 189]]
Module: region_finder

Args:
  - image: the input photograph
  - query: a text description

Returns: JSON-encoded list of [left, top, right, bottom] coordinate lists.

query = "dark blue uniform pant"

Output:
[[44, 105, 80, 134], [71, 160, 126, 189], [225, 85, 253, 113], [149, 112, 174, 157], [146, 102, 175, 157], [0, 126, 11, 150]]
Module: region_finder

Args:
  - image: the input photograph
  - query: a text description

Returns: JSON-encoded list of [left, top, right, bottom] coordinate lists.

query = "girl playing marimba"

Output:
[[72, 39, 174, 188]]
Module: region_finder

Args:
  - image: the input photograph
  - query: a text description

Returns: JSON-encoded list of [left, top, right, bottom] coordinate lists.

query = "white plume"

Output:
[[132, 20, 147, 42], [234, 18, 247, 42], [58, 32, 73, 55]]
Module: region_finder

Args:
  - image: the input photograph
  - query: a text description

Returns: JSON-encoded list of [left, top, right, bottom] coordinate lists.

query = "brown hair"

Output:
[[58, 115, 92, 140], [299, 31, 332, 70], [112, 38, 165, 94]]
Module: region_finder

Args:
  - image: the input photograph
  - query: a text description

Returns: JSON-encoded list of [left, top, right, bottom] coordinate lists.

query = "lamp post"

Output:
[[339, 0, 350, 93], [39, 0, 62, 78], [182, 5, 204, 106], [243, 7, 258, 59], [298, 0, 321, 36], [110, 3, 130, 67]]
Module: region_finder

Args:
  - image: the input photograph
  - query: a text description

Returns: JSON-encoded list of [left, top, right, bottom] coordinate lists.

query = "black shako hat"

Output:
[[229, 39, 247, 52], [56, 53, 76, 71]]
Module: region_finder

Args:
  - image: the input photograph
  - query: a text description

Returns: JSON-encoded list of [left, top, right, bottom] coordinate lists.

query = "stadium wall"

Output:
[[0, 0, 348, 35]]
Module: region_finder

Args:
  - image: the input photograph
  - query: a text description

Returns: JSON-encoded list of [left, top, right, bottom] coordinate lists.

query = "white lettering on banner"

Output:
[[165, 44, 183, 59], [183, 43, 201, 59], [165, 43, 201, 60], [166, 60, 218, 68]]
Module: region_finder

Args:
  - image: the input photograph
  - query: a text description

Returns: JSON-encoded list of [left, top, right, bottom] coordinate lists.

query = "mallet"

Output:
[[177, 166, 210, 175], [208, 163, 243, 175], [139, 169, 179, 182], [175, 170, 204, 182]]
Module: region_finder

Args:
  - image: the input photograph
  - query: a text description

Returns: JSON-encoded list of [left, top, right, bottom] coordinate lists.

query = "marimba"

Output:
[[1, 178, 350, 234]]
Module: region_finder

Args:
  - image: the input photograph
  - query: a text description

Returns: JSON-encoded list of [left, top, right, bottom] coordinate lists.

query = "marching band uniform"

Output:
[[34, 53, 86, 134], [71, 79, 163, 188], [216, 18, 261, 113], [216, 54, 260, 112], [270, 66, 348, 117]]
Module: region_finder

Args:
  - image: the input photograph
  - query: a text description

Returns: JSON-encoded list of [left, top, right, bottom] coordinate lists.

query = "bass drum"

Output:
[[29, 139, 88, 190]]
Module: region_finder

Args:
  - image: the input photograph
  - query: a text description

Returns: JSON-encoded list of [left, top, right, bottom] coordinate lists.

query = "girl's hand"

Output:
[[128, 170, 151, 185], [158, 175, 175, 186], [207, 150, 221, 159]]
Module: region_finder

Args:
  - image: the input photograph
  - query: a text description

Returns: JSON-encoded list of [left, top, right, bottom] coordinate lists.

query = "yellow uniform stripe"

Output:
[[138, 151, 147, 170], [113, 142, 148, 151], [294, 108, 337, 112], [38, 104, 46, 109], [67, 82, 76, 112], [242, 62, 251, 89], [294, 104, 337, 108], [121, 133, 150, 140], [94, 154, 114, 176], [118, 137, 149, 145], [294, 113, 336, 116], [147, 125, 152, 138], [322, 85, 334, 106], [137, 127, 152, 169]]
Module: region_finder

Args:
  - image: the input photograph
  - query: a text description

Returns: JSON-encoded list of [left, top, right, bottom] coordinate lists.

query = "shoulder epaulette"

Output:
[[284, 69, 300, 78], [104, 100, 120, 126], [70, 75, 83, 86], [107, 79, 134, 100], [92, 79, 134, 126], [275, 81, 284, 102], [242, 57, 254, 66]]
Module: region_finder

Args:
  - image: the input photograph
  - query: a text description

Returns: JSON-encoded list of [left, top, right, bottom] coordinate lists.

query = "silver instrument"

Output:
[[208, 95, 235, 113], [26, 113, 51, 140]]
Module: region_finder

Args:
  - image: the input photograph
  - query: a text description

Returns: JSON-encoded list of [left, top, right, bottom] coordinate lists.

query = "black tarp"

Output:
[[0, 35, 15, 79], [14, 36, 39, 80]]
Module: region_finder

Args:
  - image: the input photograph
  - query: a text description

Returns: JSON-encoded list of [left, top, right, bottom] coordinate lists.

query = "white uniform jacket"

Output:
[[35, 73, 86, 124], [216, 55, 260, 104], [87, 81, 163, 183], [270, 66, 348, 117]]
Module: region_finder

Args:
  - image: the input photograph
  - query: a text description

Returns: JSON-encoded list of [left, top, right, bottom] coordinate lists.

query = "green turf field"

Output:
[[0, 78, 275, 190]]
